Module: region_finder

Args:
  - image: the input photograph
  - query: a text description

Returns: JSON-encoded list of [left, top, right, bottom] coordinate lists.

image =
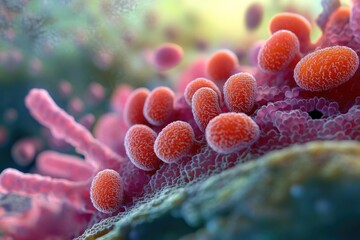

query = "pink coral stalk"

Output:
[[25, 88, 124, 170], [0, 168, 93, 211], [36, 151, 94, 181]]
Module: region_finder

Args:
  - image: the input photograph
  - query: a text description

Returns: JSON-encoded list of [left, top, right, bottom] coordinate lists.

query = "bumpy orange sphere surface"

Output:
[[125, 124, 162, 171], [90, 169, 123, 213], [206, 113, 260, 154], [294, 46, 359, 91], [154, 121, 195, 163]]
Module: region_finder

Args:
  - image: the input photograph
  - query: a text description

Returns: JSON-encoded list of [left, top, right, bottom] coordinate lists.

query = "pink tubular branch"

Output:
[[0, 168, 94, 211], [36, 151, 94, 181], [25, 89, 124, 169]]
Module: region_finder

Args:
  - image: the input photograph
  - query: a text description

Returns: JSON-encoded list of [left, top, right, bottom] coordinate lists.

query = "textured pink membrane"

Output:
[[146, 96, 360, 194], [320, 6, 358, 49], [350, 0, 360, 43], [253, 97, 360, 152]]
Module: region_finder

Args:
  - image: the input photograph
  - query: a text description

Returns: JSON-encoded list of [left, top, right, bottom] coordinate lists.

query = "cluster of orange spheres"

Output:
[[89, 9, 360, 214], [124, 70, 260, 171]]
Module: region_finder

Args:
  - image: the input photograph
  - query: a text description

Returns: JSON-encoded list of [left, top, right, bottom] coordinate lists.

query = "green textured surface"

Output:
[[83, 141, 360, 240]]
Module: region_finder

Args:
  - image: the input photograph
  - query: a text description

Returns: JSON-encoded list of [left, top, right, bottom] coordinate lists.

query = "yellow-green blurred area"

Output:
[[0, 0, 353, 89]]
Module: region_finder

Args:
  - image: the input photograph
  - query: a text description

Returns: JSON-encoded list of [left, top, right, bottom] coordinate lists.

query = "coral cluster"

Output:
[[1, 0, 360, 239]]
